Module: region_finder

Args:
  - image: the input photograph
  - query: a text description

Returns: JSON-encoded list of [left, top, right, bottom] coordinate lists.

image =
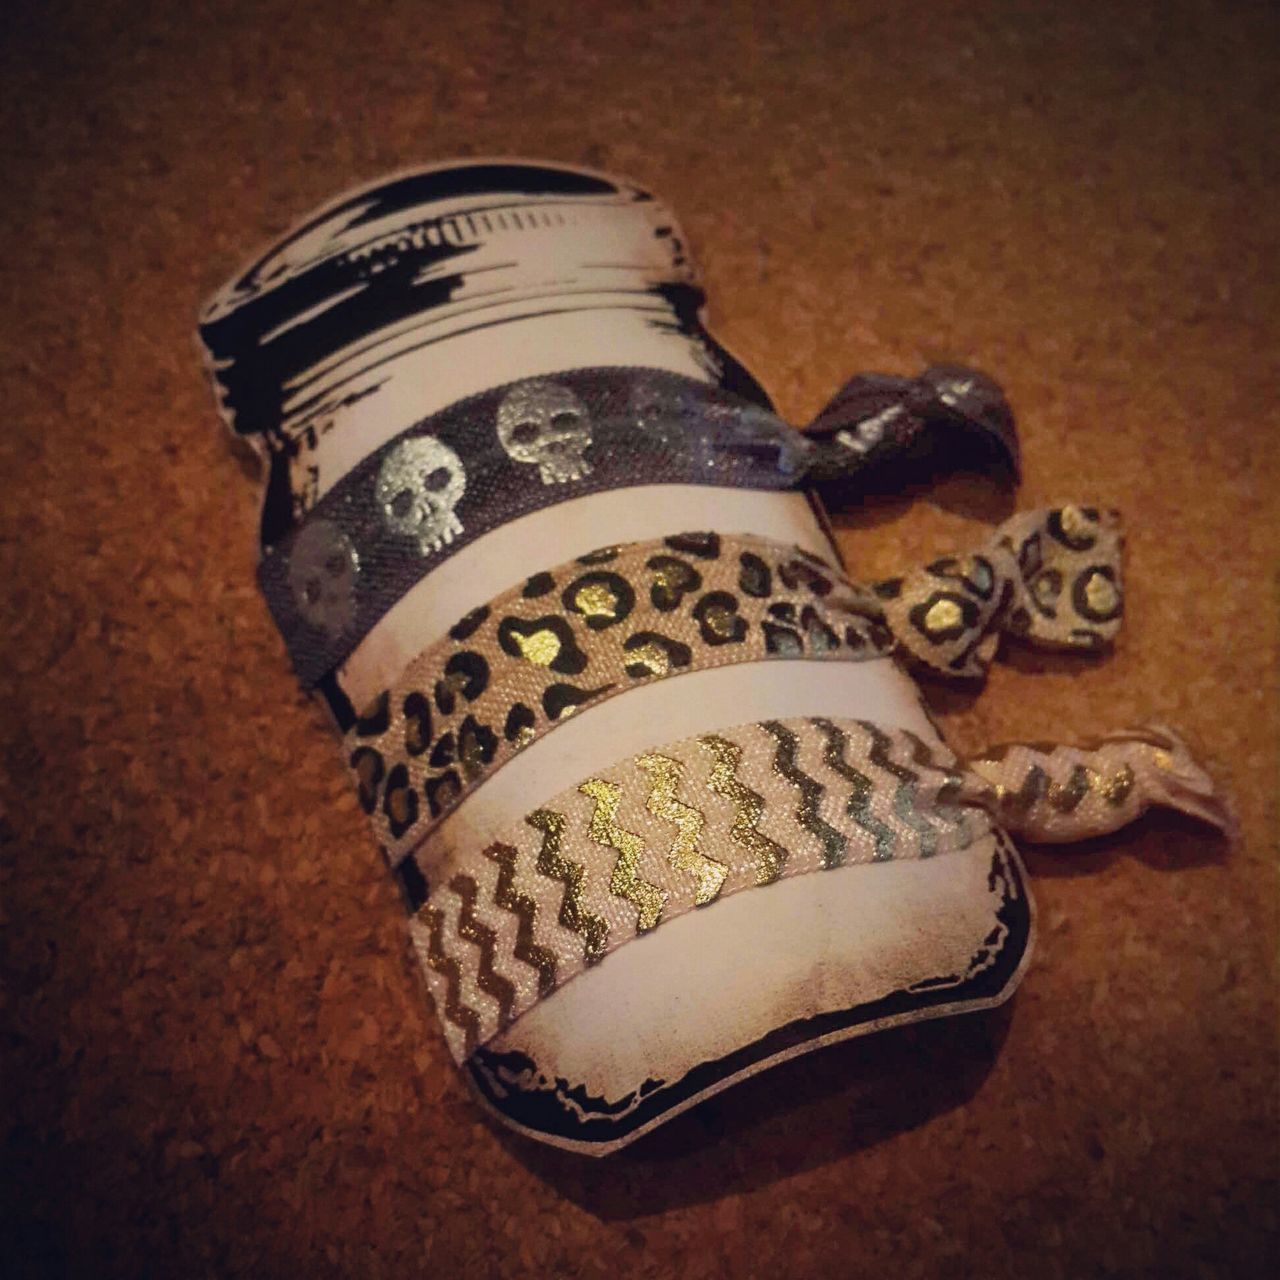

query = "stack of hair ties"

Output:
[[237, 361, 1227, 1065], [199, 164, 1228, 1139]]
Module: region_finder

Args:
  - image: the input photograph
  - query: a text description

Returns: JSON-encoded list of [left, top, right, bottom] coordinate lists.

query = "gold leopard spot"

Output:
[[563, 571, 636, 629], [1083, 572, 1119, 617], [704, 606, 735, 638], [645, 556, 702, 611], [924, 598, 963, 635], [572, 581, 620, 620], [1099, 763, 1135, 805], [510, 627, 561, 666], [1060, 505, 1090, 540], [626, 641, 671, 676]]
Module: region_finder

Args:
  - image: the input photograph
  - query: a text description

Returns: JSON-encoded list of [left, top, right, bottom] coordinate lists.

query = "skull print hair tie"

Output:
[[397, 715, 1225, 1063], [261, 365, 1019, 689], [351, 506, 1125, 860]]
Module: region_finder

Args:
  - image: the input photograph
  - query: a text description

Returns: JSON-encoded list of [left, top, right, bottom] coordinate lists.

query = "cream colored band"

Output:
[[410, 716, 1224, 1063]]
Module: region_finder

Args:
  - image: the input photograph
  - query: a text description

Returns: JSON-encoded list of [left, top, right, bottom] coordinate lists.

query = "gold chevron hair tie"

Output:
[[397, 716, 1225, 1063], [345, 531, 894, 860], [961, 724, 1231, 843]]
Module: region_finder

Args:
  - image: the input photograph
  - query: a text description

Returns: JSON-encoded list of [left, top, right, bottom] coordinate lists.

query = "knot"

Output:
[[803, 363, 1020, 489], [870, 506, 1124, 679], [959, 725, 1232, 844]]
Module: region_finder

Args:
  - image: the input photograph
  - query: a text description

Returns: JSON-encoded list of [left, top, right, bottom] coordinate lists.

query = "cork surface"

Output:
[[2, 0, 1276, 1275]]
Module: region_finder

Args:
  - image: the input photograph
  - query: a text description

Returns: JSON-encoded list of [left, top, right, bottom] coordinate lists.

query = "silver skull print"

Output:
[[495, 380, 593, 485], [376, 436, 466, 555]]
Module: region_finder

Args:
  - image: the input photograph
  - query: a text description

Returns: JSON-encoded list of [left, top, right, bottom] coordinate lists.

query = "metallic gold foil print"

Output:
[[579, 778, 667, 930], [624, 640, 671, 676], [572, 581, 621, 620], [418, 904, 481, 1056], [483, 842, 557, 995], [699, 733, 788, 883], [526, 808, 608, 963], [1081, 569, 1121, 618], [355, 510, 1132, 863], [1057, 504, 1093, 545], [1046, 764, 1091, 813], [1100, 763, 1135, 805], [449, 874, 516, 1028], [457, 716, 497, 780], [355, 531, 878, 858], [510, 627, 562, 666], [406, 716, 1224, 1064], [704, 605, 736, 637], [637, 753, 726, 904], [924, 598, 964, 636], [645, 555, 702, 611]]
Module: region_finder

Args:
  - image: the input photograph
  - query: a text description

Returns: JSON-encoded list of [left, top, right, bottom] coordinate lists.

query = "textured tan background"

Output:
[[2, 0, 1276, 1275]]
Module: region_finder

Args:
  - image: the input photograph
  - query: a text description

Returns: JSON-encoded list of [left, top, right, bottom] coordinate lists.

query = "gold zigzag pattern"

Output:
[[482, 841, 558, 995], [761, 720, 846, 868], [579, 778, 667, 930], [420, 904, 481, 1055], [699, 733, 787, 884], [448, 873, 517, 1030], [811, 718, 896, 862], [526, 808, 608, 963], [637, 753, 727, 905], [970, 734, 1154, 810], [975, 727, 1177, 761], [979, 762, 1048, 818]]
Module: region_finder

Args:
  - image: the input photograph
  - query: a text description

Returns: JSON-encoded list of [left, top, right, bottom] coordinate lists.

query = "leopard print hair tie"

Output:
[[872, 504, 1124, 678], [347, 507, 1128, 861], [401, 716, 1225, 1063], [346, 531, 893, 861]]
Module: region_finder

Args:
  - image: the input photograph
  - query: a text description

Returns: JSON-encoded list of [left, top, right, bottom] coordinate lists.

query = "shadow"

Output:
[[491, 1001, 1013, 1219], [826, 465, 1018, 533], [914, 675, 985, 719], [226, 432, 266, 484], [910, 637, 1117, 715], [1018, 808, 1233, 881], [996, 642, 1118, 681]]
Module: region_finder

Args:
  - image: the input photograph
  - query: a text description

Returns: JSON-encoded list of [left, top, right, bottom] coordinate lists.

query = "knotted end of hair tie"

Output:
[[803, 362, 1020, 489]]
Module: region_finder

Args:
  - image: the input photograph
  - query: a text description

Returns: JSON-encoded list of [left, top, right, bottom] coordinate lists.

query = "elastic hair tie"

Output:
[[260, 365, 1019, 688]]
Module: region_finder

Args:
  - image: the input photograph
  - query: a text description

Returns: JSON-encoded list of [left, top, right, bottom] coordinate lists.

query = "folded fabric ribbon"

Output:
[[346, 506, 1127, 858], [965, 725, 1231, 842], [803, 363, 1020, 486], [261, 365, 1019, 688], [402, 715, 1225, 1063], [872, 504, 1124, 678]]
